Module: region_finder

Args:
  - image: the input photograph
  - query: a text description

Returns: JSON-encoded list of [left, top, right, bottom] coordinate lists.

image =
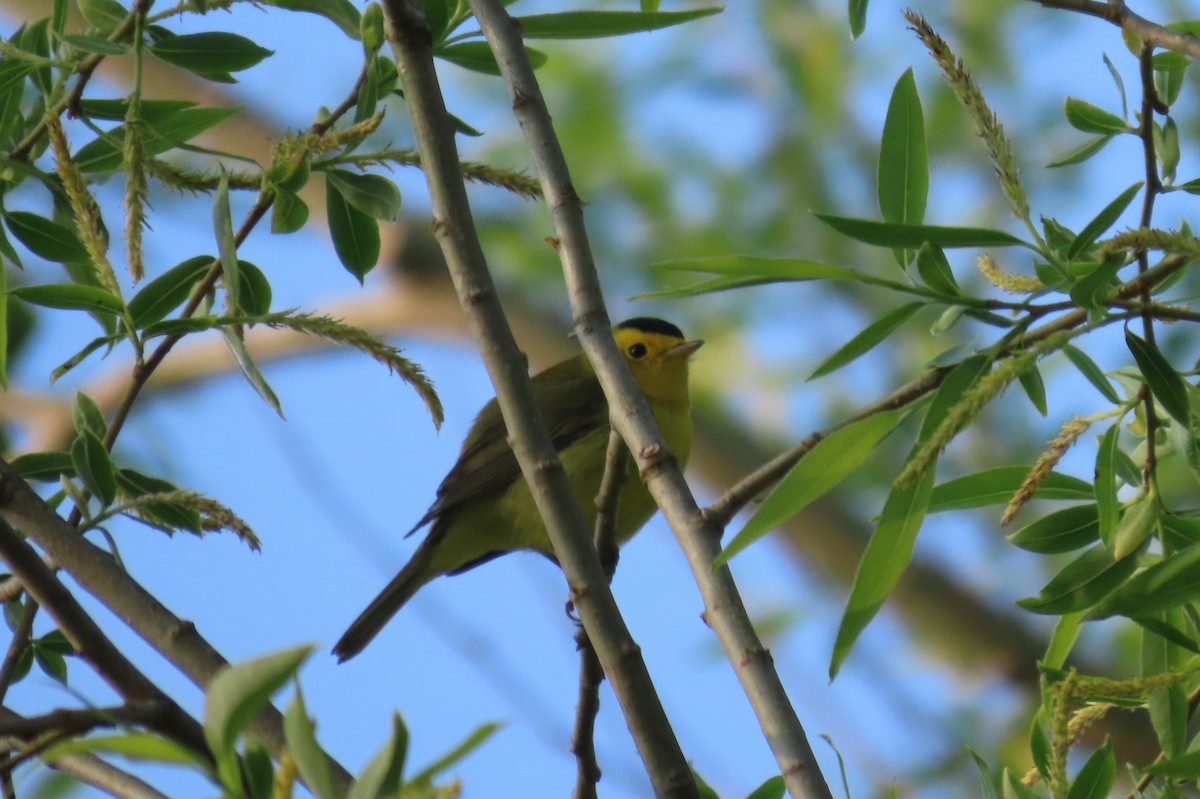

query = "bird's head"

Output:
[[613, 317, 703, 408]]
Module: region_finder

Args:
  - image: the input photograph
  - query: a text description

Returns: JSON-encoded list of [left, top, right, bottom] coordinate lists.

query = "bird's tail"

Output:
[[332, 546, 434, 662]]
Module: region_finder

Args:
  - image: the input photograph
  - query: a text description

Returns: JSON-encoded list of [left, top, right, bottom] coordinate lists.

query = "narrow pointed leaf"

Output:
[[1046, 134, 1115, 168], [929, 467, 1093, 512], [74, 106, 242, 173], [285, 688, 338, 799], [915, 244, 960, 295], [436, 41, 548, 75], [1017, 363, 1047, 416], [878, 68, 927, 267], [514, 8, 721, 39], [204, 646, 311, 764], [1063, 344, 1121, 403], [407, 722, 501, 785], [262, 0, 361, 39], [149, 32, 273, 76], [4, 212, 89, 263], [10, 284, 122, 316], [849, 0, 868, 38], [1016, 544, 1138, 615], [815, 214, 1027, 248], [1066, 182, 1142, 260], [1089, 542, 1200, 619], [718, 409, 904, 566], [71, 430, 116, 506], [128, 256, 213, 327], [830, 462, 934, 679], [213, 172, 240, 313], [1126, 329, 1190, 425], [1064, 97, 1131, 134], [1065, 739, 1113, 799], [347, 713, 408, 799], [1145, 751, 1200, 779], [809, 302, 923, 379], [1142, 612, 1188, 758], [1095, 425, 1119, 546], [221, 329, 284, 417], [1008, 504, 1099, 554]]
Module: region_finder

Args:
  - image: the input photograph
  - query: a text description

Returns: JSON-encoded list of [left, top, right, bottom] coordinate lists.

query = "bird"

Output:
[[333, 317, 702, 661]]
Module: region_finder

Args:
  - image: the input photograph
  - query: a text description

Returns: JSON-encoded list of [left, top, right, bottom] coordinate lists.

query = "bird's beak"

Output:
[[665, 339, 704, 360]]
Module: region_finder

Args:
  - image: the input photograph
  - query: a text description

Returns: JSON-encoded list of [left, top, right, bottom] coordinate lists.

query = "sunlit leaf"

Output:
[[929, 467, 1093, 512], [1016, 544, 1138, 615], [809, 303, 923, 379], [514, 8, 721, 39], [815, 214, 1028, 248], [1126, 329, 1190, 425]]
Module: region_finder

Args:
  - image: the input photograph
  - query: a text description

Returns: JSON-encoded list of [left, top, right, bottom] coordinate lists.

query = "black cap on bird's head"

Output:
[[616, 317, 686, 340]]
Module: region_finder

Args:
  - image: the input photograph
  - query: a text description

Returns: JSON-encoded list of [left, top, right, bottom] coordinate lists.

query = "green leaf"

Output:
[[243, 739, 275, 799], [1066, 182, 1142, 260], [878, 68, 927, 267], [1017, 363, 1047, 416], [1008, 504, 1099, 554], [928, 467, 1094, 512], [970, 749, 999, 799], [1065, 738, 1113, 799], [809, 302, 923, 379], [149, 32, 273, 78], [719, 409, 905, 566], [284, 688, 338, 799], [1089, 541, 1200, 619], [1043, 612, 1083, 670], [830, 459, 934, 679], [44, 732, 201, 765], [649, 255, 864, 281], [127, 255, 213, 327], [10, 284, 122, 316], [815, 214, 1028, 248], [849, 0, 868, 39], [270, 187, 309, 234], [1145, 750, 1200, 779], [261, 0, 361, 39], [1062, 344, 1121, 403], [222, 329, 284, 417], [213, 172, 240, 313], [1126, 329, 1191, 425], [70, 430, 116, 506], [1046, 134, 1116, 168], [1142, 612, 1188, 758], [692, 768, 720, 799], [1068, 253, 1125, 311], [1063, 97, 1131, 134], [236, 261, 272, 316], [436, 41, 548, 75], [58, 34, 130, 55], [11, 451, 74, 482], [1029, 713, 1050, 780], [326, 179, 380, 282], [1158, 116, 1180, 182], [514, 8, 721, 39], [4, 212, 89, 263], [1016, 544, 1139, 615], [75, 106, 242, 173], [745, 775, 785, 799], [915, 244, 960, 296], [407, 722, 501, 786], [348, 713, 408, 799], [72, 392, 107, 438], [77, 0, 127, 32], [324, 169, 402, 221], [1094, 425, 1119, 547], [204, 646, 312, 777]]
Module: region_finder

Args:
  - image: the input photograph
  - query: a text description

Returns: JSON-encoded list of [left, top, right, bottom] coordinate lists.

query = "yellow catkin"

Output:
[[45, 116, 119, 294], [1000, 415, 1091, 525], [977, 253, 1044, 294]]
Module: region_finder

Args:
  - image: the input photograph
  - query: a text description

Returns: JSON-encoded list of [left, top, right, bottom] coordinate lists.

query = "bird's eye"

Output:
[[628, 343, 648, 359]]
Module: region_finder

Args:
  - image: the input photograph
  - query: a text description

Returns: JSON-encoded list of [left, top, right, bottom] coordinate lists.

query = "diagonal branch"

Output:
[[1031, 0, 1200, 60], [381, 2, 696, 796], [466, 2, 832, 797]]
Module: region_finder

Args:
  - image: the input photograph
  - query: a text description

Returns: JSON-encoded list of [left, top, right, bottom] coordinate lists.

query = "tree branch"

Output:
[[466, 2, 832, 797], [381, 2, 696, 796], [1031, 0, 1200, 60]]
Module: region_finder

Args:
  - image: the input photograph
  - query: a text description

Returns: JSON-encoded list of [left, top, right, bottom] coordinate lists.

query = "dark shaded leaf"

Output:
[[326, 179, 380, 281], [1016, 544, 1139, 615], [515, 8, 721, 39], [4, 212, 88, 263], [1066, 182, 1142, 260], [128, 256, 213, 327], [10, 284, 122, 316], [262, 0, 362, 39], [149, 32, 273, 77], [1089, 542, 1200, 619], [436, 41, 548, 75], [1126, 329, 1190, 425], [1008, 504, 1099, 554], [71, 430, 116, 505], [815, 214, 1028, 248], [325, 169, 401, 221], [929, 467, 1094, 512]]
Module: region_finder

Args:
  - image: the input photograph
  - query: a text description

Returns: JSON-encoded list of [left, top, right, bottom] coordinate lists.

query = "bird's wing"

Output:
[[405, 361, 607, 535]]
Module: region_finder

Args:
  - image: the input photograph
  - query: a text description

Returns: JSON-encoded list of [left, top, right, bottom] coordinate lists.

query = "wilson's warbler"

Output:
[[333, 317, 702, 661]]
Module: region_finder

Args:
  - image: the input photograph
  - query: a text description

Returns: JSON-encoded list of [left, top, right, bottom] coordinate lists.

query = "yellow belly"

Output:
[[426, 405, 692, 576]]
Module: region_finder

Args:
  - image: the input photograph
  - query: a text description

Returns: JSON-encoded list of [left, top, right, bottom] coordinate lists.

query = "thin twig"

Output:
[[1135, 43, 1162, 486], [467, 1, 832, 797], [0, 599, 37, 705], [571, 429, 629, 799], [382, 2, 697, 796], [1031, 0, 1200, 60]]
